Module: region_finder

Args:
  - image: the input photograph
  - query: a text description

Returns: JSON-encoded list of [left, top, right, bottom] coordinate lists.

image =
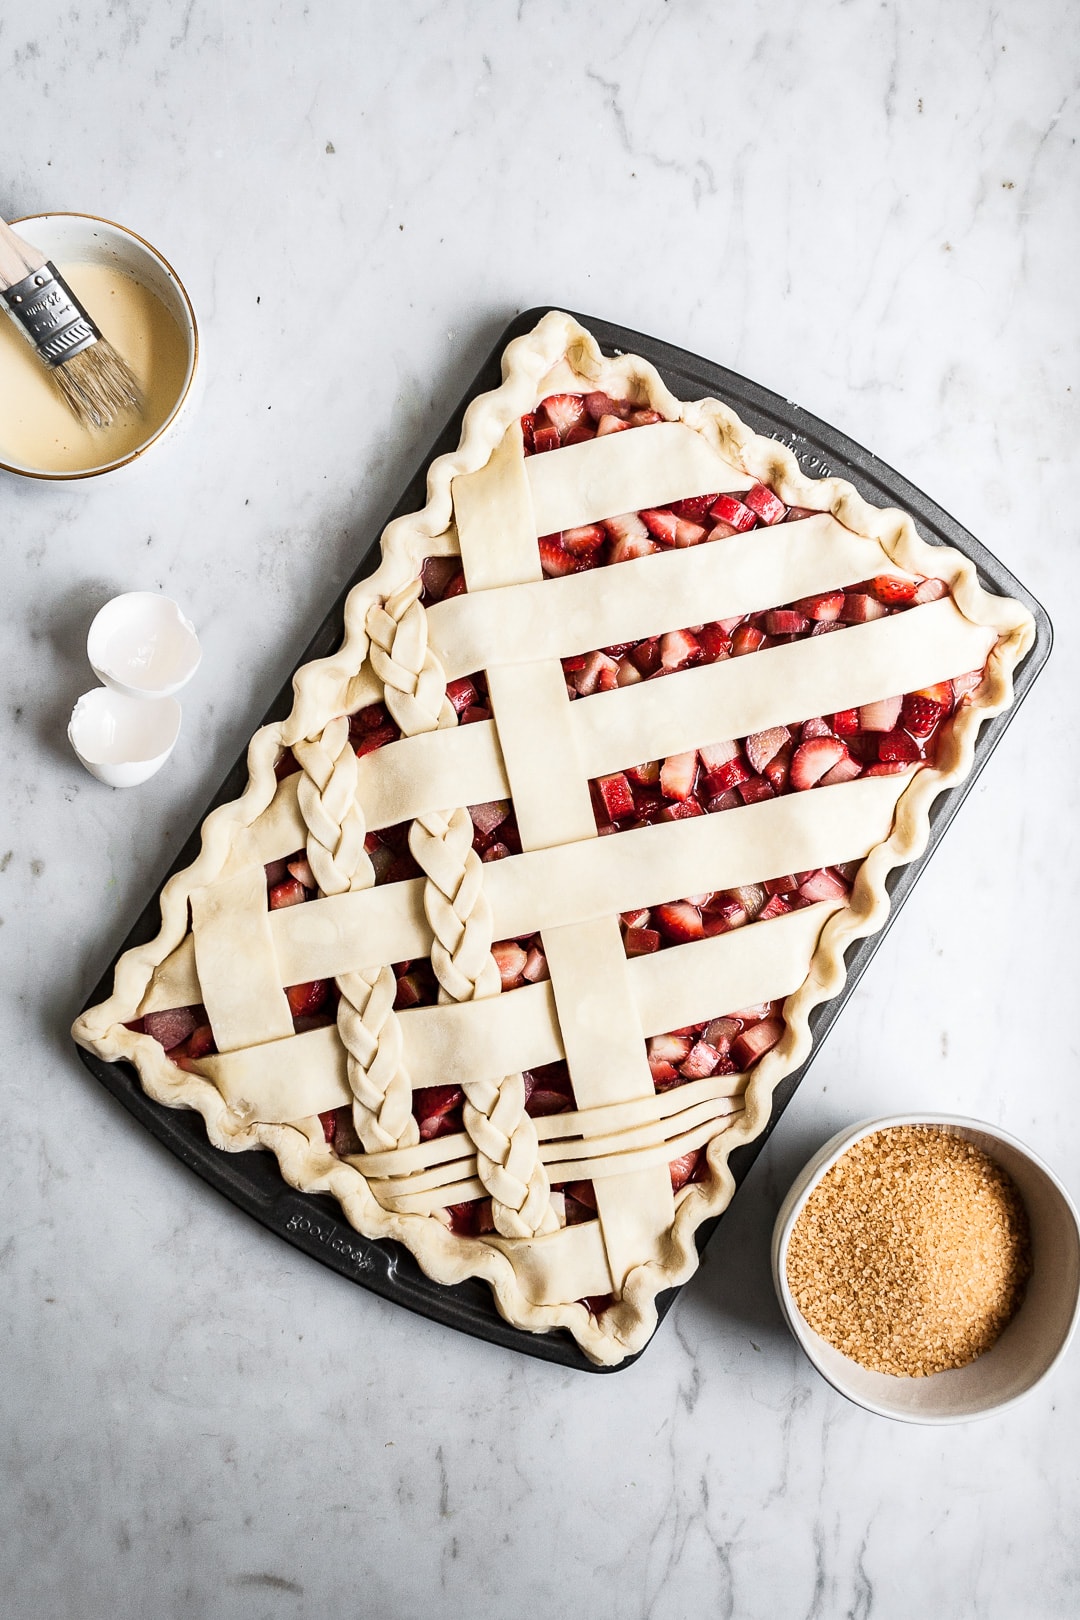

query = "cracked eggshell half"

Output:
[[87, 591, 201, 699], [68, 687, 182, 787]]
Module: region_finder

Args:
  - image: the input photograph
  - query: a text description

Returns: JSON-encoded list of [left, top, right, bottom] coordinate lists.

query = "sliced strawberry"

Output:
[[900, 692, 945, 737], [144, 1007, 198, 1051], [745, 726, 790, 774], [660, 629, 701, 671], [660, 751, 698, 801], [858, 695, 903, 732], [730, 624, 766, 657], [869, 574, 918, 606], [625, 926, 661, 956], [603, 511, 650, 546], [653, 901, 705, 943], [538, 535, 577, 577], [596, 772, 635, 821], [913, 680, 954, 711], [743, 484, 787, 524], [640, 507, 680, 545], [537, 394, 586, 440], [794, 590, 845, 622], [609, 531, 658, 563], [913, 577, 949, 604], [878, 729, 921, 764], [533, 424, 560, 454], [670, 494, 719, 523], [669, 1148, 704, 1192], [269, 877, 307, 909], [562, 523, 606, 556], [709, 493, 756, 532], [790, 736, 848, 791], [446, 675, 478, 714], [840, 593, 887, 623], [732, 1017, 784, 1069]]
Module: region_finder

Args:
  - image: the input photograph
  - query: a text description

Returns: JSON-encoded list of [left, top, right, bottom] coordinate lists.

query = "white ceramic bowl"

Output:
[[87, 592, 201, 699], [772, 1113, 1080, 1423], [68, 687, 182, 787], [0, 212, 198, 481]]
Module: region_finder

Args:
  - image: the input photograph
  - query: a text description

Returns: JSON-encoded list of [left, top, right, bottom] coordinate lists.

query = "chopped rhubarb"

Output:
[[709, 493, 756, 532], [743, 484, 787, 524], [144, 1007, 198, 1051]]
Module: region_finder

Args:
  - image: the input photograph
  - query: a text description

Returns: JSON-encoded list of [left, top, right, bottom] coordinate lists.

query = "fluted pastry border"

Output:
[[73, 311, 1036, 1366]]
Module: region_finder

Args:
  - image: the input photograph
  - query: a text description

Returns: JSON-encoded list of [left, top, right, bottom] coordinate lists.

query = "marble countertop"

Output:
[[4, 3, 1078, 1615]]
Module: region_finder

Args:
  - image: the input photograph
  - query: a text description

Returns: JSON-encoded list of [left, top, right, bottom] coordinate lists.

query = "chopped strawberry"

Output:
[[864, 761, 915, 776], [709, 493, 757, 532], [659, 800, 704, 822], [537, 394, 586, 440], [394, 973, 423, 1009], [354, 723, 398, 758], [186, 1024, 215, 1060], [801, 717, 834, 740], [790, 736, 848, 791], [564, 422, 595, 447], [653, 901, 705, 943], [144, 1007, 198, 1051], [913, 680, 954, 711], [649, 1057, 681, 1089], [878, 729, 921, 764], [596, 414, 631, 436], [625, 926, 661, 956], [660, 629, 701, 671], [702, 899, 748, 934], [443, 570, 468, 599], [699, 739, 740, 770], [596, 772, 635, 821], [757, 893, 792, 920], [570, 651, 620, 695], [459, 705, 491, 725], [732, 1017, 784, 1069], [469, 799, 510, 839], [674, 517, 707, 546], [669, 1149, 704, 1192], [521, 946, 549, 982], [615, 657, 642, 687], [660, 751, 698, 800], [481, 842, 510, 863], [629, 637, 661, 675], [562, 523, 606, 556], [869, 574, 918, 606], [858, 695, 903, 732], [629, 408, 664, 426], [648, 1032, 692, 1065], [640, 508, 680, 545], [743, 484, 787, 524], [538, 535, 578, 577], [831, 708, 860, 736], [900, 692, 945, 737], [744, 726, 790, 773], [269, 877, 307, 909], [446, 675, 478, 714], [698, 623, 732, 661], [420, 555, 463, 602], [731, 623, 766, 656], [738, 775, 775, 805], [913, 577, 949, 604], [286, 980, 330, 1018], [707, 519, 740, 542], [414, 1085, 465, 1141], [670, 494, 719, 523], [951, 669, 983, 699], [840, 593, 887, 623], [286, 855, 316, 889], [763, 742, 793, 792], [794, 590, 845, 622]]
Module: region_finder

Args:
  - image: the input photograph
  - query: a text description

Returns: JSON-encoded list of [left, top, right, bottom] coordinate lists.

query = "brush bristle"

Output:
[[53, 339, 143, 430]]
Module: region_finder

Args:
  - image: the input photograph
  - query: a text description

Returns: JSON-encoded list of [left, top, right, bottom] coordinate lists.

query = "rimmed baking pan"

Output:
[[74, 307, 1052, 1372]]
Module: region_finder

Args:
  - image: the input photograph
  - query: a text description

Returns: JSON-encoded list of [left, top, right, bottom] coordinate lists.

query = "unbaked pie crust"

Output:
[[73, 311, 1035, 1365]]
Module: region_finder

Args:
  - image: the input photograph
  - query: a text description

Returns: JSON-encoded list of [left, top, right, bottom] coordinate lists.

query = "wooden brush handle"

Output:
[[0, 218, 48, 293]]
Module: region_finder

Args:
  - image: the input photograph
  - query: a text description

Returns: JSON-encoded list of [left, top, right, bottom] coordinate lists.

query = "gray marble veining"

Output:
[[3, 2, 1078, 1616]]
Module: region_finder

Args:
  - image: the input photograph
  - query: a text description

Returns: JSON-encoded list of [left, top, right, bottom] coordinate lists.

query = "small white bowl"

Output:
[[772, 1114, 1080, 1424], [0, 212, 198, 482], [87, 592, 201, 699], [68, 687, 182, 787]]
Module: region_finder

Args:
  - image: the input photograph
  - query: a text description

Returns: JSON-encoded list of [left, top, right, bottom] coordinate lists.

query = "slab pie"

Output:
[[73, 311, 1036, 1365]]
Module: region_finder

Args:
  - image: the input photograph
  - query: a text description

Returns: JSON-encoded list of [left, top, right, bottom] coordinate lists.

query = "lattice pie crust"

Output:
[[73, 312, 1035, 1365]]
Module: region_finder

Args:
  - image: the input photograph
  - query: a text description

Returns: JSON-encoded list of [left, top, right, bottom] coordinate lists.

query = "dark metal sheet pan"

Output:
[[74, 307, 1052, 1373]]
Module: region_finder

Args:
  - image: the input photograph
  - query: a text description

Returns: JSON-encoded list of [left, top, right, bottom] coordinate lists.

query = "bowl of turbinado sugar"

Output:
[[771, 1115, 1080, 1422]]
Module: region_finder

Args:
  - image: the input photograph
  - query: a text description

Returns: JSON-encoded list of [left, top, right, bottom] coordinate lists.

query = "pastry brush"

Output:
[[0, 216, 143, 428]]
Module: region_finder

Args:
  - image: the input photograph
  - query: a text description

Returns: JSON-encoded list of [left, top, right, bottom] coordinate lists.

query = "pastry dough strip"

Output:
[[251, 601, 989, 855], [192, 902, 837, 1124]]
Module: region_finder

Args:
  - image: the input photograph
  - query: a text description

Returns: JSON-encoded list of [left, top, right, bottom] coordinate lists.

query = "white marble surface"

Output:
[[4, 2, 1078, 1615]]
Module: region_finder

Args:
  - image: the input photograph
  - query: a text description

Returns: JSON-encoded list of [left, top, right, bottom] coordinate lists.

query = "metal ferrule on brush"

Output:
[[0, 260, 101, 366]]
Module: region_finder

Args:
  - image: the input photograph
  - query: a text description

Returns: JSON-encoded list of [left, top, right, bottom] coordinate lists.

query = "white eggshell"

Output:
[[68, 687, 182, 787], [87, 592, 201, 699]]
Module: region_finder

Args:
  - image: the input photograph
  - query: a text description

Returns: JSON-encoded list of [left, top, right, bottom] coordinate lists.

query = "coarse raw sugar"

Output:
[[785, 1125, 1031, 1377]]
